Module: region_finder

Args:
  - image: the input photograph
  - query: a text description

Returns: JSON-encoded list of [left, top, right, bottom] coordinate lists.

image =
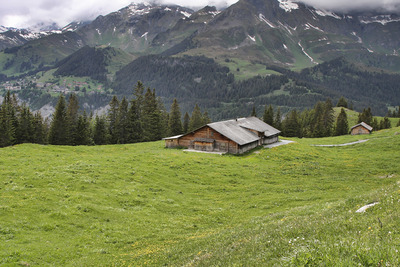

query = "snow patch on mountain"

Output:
[[180, 11, 192, 18], [351, 32, 362, 43], [0, 26, 10, 33], [128, 3, 153, 16], [248, 35, 256, 42], [259, 14, 276, 28], [298, 41, 318, 64], [360, 15, 400, 25], [62, 22, 84, 32], [304, 23, 324, 32], [209, 11, 221, 17], [314, 9, 341, 19], [141, 32, 148, 40], [277, 21, 294, 35], [278, 0, 299, 12]]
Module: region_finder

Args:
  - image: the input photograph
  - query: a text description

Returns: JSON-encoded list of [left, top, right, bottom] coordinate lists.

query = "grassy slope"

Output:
[[0, 128, 399, 265], [218, 58, 281, 81]]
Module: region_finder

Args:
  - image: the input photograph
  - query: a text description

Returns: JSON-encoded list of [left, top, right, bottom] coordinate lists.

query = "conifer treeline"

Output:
[[266, 98, 395, 138], [1, 90, 399, 148], [0, 91, 47, 147], [50, 81, 173, 146], [0, 82, 212, 148], [261, 99, 337, 138]]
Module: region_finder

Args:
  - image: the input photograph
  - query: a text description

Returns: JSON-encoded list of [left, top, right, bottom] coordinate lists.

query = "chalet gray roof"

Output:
[[208, 119, 260, 146], [236, 117, 281, 137], [351, 122, 373, 131], [162, 134, 184, 140]]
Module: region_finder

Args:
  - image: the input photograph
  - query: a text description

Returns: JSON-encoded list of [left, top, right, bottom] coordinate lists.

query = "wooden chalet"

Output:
[[350, 122, 373, 135], [163, 117, 281, 154]]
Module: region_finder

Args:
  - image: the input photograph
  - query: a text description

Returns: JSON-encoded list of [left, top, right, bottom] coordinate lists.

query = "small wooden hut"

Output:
[[350, 122, 373, 135], [163, 117, 281, 154]]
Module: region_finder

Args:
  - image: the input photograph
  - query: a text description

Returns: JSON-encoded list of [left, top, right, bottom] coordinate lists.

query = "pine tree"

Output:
[[263, 104, 274, 126], [322, 99, 334, 136], [127, 81, 145, 142], [300, 109, 313, 137], [335, 108, 349, 136], [358, 107, 373, 125], [311, 102, 325, 137], [371, 118, 380, 131], [336, 96, 348, 108], [183, 112, 190, 133], [202, 111, 211, 125], [66, 93, 79, 145], [107, 95, 119, 144], [116, 97, 130, 144], [0, 91, 18, 147], [142, 88, 162, 141], [0, 94, 16, 147], [274, 107, 282, 130], [49, 95, 69, 145], [380, 117, 391, 129], [75, 111, 92, 145], [134, 81, 145, 108], [93, 115, 108, 145], [127, 100, 142, 143], [251, 105, 257, 117], [32, 112, 47, 144], [16, 105, 35, 143], [283, 109, 301, 137], [189, 104, 203, 131], [168, 98, 183, 136], [158, 98, 169, 138]]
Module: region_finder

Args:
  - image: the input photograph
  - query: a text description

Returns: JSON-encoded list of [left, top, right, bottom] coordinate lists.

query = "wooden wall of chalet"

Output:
[[237, 141, 259, 154], [165, 139, 180, 148], [176, 126, 240, 154], [263, 135, 279, 145], [351, 126, 371, 135]]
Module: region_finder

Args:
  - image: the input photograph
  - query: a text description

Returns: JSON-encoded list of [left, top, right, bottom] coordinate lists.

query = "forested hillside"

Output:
[[110, 55, 400, 119], [289, 58, 400, 114], [55, 46, 108, 82]]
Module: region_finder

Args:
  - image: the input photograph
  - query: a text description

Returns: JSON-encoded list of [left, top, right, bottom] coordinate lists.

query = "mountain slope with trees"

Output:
[[1, 0, 400, 119]]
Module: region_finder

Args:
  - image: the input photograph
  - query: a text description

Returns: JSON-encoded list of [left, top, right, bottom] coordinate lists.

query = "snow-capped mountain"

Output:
[[184, 0, 400, 69], [74, 3, 195, 53], [0, 24, 65, 51], [1, 0, 400, 76]]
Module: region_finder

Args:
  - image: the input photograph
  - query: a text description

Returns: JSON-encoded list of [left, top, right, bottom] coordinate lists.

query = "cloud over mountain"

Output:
[[1, 0, 400, 29], [299, 0, 400, 13]]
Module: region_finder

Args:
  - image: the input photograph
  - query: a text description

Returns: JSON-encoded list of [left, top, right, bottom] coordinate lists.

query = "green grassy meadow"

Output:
[[1, 127, 400, 266]]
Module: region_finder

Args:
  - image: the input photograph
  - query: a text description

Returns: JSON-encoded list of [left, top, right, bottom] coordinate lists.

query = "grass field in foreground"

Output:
[[1, 128, 399, 266]]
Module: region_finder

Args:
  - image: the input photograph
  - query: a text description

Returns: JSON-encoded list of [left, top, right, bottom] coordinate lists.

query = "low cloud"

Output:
[[299, 0, 400, 13], [0, 0, 238, 29], [1, 0, 400, 29]]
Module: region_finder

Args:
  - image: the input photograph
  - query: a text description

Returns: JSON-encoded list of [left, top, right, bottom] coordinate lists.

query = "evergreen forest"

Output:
[[1, 81, 399, 148]]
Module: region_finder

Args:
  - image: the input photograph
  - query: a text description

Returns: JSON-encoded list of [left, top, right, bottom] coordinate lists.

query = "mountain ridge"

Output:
[[1, 0, 400, 119]]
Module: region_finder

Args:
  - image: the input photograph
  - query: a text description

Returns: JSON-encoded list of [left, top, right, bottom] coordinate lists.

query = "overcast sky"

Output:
[[1, 0, 400, 29]]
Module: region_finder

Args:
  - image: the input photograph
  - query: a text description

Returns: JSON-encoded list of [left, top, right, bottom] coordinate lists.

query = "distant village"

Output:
[[0, 77, 103, 95]]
